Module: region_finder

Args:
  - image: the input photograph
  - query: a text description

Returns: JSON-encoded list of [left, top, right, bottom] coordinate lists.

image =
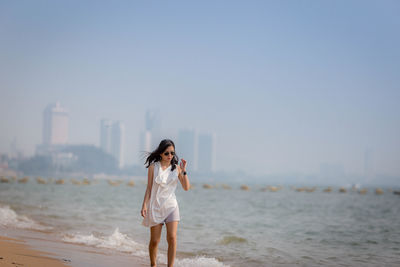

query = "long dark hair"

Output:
[[144, 139, 179, 171]]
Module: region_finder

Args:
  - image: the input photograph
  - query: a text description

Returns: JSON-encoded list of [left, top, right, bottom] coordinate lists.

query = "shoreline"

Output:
[[0, 228, 148, 267], [0, 235, 69, 267]]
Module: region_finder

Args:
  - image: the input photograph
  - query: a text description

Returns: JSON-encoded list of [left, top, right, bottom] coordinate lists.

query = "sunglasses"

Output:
[[163, 151, 175, 156]]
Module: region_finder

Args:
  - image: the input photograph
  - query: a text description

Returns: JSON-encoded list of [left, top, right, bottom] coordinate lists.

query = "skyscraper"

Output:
[[100, 119, 112, 153], [42, 102, 69, 145], [146, 109, 162, 149], [100, 119, 125, 168], [177, 129, 198, 171], [197, 133, 216, 173], [139, 110, 161, 162]]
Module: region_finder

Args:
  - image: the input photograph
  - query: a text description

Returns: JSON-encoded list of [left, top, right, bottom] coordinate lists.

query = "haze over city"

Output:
[[1, 1, 399, 184]]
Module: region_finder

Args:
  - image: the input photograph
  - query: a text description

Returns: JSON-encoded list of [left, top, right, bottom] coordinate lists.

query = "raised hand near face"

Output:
[[180, 158, 187, 172]]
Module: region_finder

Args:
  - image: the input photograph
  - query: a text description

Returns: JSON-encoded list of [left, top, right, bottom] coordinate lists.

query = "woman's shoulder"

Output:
[[149, 162, 158, 169]]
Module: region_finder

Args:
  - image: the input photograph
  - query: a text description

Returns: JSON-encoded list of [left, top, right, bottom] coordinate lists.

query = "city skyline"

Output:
[[1, 1, 399, 181], [0, 100, 390, 179], [25, 102, 218, 174]]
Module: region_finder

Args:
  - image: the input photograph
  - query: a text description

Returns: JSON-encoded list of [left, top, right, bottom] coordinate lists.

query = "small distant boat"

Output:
[[0, 177, 10, 183], [305, 187, 316, 193], [375, 188, 384, 195], [18, 177, 29, 183], [82, 178, 90, 185], [393, 191, 400, 195], [339, 187, 347, 193], [127, 180, 135, 187], [323, 187, 332, 193], [358, 188, 367, 195], [55, 179, 65, 185], [36, 177, 47, 184], [268, 186, 280, 192], [240, 185, 250, 191], [108, 180, 122, 186], [203, 184, 213, 189], [296, 187, 305, 192]]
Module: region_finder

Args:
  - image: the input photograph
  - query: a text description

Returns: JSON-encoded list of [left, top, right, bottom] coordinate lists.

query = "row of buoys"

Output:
[[19, 177, 29, 183], [200, 183, 393, 195], [0, 176, 397, 195], [2, 176, 30, 183], [71, 178, 91, 185], [295, 187, 317, 192], [0, 176, 136, 187], [261, 186, 282, 192], [108, 180, 123, 186]]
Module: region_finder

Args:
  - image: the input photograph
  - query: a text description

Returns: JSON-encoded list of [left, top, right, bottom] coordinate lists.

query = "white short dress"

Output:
[[142, 161, 180, 227]]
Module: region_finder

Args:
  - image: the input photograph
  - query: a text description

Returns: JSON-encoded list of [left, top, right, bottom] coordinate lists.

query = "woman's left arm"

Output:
[[178, 159, 190, 191]]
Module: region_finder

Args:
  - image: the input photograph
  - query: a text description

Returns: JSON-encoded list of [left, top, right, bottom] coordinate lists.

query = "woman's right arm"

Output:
[[141, 164, 154, 218]]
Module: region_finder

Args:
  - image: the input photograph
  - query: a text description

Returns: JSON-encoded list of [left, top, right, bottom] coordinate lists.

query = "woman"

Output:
[[141, 139, 190, 267]]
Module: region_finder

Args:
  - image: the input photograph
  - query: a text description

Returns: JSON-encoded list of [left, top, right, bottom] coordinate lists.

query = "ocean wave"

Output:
[[62, 228, 229, 267], [0, 205, 51, 231], [62, 227, 145, 254]]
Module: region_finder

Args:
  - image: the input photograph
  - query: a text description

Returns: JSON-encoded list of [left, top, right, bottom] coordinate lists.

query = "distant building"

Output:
[[139, 110, 162, 161], [140, 131, 152, 154], [42, 102, 69, 145], [177, 129, 198, 171], [197, 133, 216, 172], [100, 119, 125, 168], [147, 109, 163, 148]]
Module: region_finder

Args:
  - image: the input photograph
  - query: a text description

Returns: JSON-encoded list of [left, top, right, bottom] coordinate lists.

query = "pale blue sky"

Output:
[[1, 1, 399, 178]]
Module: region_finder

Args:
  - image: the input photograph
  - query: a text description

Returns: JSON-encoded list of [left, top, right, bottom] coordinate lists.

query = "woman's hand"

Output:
[[180, 158, 187, 172], [141, 206, 147, 217]]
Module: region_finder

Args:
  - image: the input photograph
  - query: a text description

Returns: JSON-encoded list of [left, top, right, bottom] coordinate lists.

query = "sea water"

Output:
[[0, 179, 399, 267]]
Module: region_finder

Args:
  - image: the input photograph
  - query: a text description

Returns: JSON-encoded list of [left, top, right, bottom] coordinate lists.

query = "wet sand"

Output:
[[0, 235, 69, 267], [0, 228, 148, 267]]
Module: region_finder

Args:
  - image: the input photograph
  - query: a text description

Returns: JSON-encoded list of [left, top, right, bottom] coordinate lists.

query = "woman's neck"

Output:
[[159, 160, 171, 167]]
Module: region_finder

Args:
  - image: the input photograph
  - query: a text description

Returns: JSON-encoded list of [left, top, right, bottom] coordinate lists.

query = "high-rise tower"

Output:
[[100, 119, 125, 168], [42, 102, 69, 145]]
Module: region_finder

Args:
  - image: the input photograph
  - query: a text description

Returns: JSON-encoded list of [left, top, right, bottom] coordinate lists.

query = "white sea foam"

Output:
[[175, 256, 230, 267], [62, 228, 229, 267], [0, 205, 51, 231], [62, 227, 145, 254]]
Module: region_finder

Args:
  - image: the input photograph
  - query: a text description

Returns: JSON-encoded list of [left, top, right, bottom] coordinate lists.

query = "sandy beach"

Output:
[[0, 235, 69, 267], [0, 228, 148, 267]]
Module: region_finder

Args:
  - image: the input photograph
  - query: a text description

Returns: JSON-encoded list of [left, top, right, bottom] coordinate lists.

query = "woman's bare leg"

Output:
[[166, 221, 178, 267], [149, 224, 163, 266]]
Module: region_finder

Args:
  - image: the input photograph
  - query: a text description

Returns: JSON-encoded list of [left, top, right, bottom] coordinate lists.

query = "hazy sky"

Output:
[[1, 1, 399, 177]]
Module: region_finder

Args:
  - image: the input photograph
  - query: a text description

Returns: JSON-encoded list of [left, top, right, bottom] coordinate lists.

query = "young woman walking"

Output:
[[141, 139, 190, 267]]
